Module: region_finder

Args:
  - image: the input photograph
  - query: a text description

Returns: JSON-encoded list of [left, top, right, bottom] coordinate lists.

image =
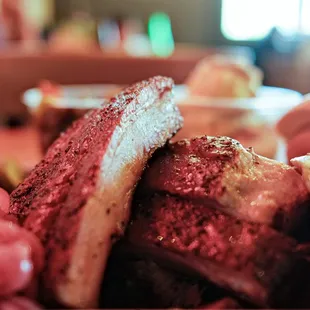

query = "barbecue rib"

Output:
[[140, 136, 309, 232], [9, 76, 183, 308], [101, 252, 217, 309], [127, 193, 309, 307]]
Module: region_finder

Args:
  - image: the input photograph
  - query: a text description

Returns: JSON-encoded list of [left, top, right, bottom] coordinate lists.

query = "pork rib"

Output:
[[141, 136, 309, 233], [10, 76, 183, 308], [127, 193, 308, 307], [101, 252, 216, 309]]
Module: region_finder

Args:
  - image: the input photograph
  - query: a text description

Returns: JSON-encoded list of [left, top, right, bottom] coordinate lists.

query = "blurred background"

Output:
[[1, 0, 310, 191], [1, 0, 310, 121]]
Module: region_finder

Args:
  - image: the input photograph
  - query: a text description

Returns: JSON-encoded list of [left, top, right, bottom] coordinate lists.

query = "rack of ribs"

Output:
[[124, 136, 310, 308], [127, 193, 310, 308], [139, 136, 310, 233], [9, 76, 183, 308]]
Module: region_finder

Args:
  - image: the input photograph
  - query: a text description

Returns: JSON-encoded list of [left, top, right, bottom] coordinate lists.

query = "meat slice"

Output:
[[291, 154, 310, 192], [9, 76, 183, 308], [127, 193, 309, 307], [100, 252, 220, 309], [141, 136, 309, 233]]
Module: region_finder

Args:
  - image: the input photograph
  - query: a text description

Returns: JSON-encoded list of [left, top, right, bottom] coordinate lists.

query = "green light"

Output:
[[148, 12, 175, 57]]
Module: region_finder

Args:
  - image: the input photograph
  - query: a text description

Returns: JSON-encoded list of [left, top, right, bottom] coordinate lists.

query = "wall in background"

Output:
[[54, 0, 224, 45]]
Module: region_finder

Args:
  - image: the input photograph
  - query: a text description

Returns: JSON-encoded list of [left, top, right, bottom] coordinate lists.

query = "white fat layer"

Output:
[[57, 92, 181, 308], [101, 91, 176, 183], [219, 143, 307, 226]]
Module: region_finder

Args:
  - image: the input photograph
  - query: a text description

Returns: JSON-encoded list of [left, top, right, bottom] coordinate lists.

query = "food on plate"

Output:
[[101, 136, 310, 308], [126, 193, 307, 308], [291, 154, 310, 192], [140, 136, 308, 233], [186, 56, 263, 98], [5, 76, 310, 309], [277, 95, 310, 160], [101, 251, 220, 309], [102, 247, 241, 309], [10, 76, 183, 308]]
